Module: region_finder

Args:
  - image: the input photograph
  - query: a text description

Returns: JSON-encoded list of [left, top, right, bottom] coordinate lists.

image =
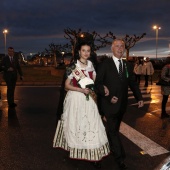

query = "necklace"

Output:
[[79, 60, 87, 65]]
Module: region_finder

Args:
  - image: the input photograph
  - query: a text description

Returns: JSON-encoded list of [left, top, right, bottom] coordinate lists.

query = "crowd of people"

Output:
[[133, 57, 170, 120], [133, 57, 154, 87]]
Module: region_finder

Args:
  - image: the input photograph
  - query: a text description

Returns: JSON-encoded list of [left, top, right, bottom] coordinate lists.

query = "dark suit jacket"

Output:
[[1, 55, 23, 80], [95, 57, 143, 118]]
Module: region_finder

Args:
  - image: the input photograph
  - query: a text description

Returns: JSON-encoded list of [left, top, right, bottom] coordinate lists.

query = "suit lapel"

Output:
[[109, 58, 119, 77], [110, 58, 127, 80], [108, 58, 129, 82], [8, 56, 11, 63]]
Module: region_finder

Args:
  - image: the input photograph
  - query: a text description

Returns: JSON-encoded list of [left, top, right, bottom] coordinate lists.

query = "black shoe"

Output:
[[118, 162, 128, 170], [9, 103, 17, 108], [13, 103, 17, 106], [161, 113, 170, 119], [91, 161, 101, 169]]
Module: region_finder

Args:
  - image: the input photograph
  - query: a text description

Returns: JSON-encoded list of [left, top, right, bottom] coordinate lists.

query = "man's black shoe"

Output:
[[118, 162, 128, 170], [9, 103, 17, 108], [13, 103, 17, 106], [91, 161, 101, 169]]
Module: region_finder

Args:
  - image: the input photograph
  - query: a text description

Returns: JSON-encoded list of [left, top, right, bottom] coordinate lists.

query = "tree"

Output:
[[123, 33, 146, 60], [64, 28, 109, 64], [45, 43, 72, 67], [105, 32, 146, 60]]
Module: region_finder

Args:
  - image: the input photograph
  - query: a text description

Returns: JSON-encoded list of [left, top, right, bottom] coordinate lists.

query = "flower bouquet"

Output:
[[78, 77, 97, 102]]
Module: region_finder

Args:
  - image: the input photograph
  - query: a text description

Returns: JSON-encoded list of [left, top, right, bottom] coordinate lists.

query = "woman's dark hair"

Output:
[[8, 47, 14, 50], [74, 41, 92, 61], [77, 41, 92, 51]]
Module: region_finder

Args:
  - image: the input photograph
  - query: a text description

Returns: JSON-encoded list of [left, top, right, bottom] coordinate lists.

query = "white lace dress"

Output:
[[53, 60, 110, 161]]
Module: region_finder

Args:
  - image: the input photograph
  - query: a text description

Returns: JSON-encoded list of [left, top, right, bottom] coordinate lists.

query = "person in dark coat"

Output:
[[1, 47, 23, 108], [95, 39, 144, 170], [160, 57, 170, 119]]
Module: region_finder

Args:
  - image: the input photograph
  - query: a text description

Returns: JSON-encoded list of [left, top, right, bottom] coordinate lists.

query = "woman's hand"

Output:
[[82, 88, 90, 95]]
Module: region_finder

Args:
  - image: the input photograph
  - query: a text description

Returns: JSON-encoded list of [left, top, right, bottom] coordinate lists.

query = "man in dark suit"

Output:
[[1, 47, 23, 108], [95, 39, 143, 169]]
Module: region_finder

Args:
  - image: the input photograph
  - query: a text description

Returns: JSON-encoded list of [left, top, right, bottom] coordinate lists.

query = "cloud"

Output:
[[0, 0, 170, 55]]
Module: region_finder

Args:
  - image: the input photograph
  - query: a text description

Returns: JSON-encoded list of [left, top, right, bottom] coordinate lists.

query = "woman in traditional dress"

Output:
[[53, 42, 110, 168]]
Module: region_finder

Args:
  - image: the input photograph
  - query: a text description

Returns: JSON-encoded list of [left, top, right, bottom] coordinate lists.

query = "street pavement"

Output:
[[0, 81, 170, 170]]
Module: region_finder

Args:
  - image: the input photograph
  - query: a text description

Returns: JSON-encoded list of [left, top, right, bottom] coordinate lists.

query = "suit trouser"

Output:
[[144, 75, 149, 86], [4, 73, 17, 105], [161, 95, 169, 115], [136, 75, 141, 84], [105, 114, 126, 163]]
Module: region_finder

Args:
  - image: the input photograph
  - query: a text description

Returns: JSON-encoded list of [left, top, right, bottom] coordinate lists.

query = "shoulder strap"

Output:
[[72, 66, 86, 81]]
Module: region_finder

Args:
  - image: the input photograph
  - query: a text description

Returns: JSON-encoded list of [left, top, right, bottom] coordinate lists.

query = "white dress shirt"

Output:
[[9, 56, 13, 62], [112, 56, 123, 72]]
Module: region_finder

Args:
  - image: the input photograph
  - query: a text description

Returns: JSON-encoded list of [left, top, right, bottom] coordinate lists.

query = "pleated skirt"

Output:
[[53, 91, 110, 161]]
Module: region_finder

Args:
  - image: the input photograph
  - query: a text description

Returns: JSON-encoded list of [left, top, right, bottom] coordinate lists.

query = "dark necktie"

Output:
[[118, 59, 123, 78], [10, 56, 13, 63]]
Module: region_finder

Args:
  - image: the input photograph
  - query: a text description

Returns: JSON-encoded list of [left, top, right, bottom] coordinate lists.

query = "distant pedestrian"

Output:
[[142, 57, 154, 87], [160, 57, 170, 119], [1, 47, 23, 108], [134, 59, 143, 84]]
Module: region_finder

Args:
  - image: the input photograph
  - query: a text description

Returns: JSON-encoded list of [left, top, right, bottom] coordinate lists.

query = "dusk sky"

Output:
[[1, 0, 170, 58]]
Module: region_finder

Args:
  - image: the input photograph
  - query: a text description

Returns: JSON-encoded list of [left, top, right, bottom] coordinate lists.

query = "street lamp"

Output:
[[153, 25, 161, 59], [61, 51, 65, 64], [3, 29, 8, 55], [80, 33, 84, 38]]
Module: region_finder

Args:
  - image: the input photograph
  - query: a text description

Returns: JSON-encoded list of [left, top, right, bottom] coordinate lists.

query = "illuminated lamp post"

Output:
[[61, 51, 65, 64], [3, 29, 8, 55], [153, 25, 161, 59]]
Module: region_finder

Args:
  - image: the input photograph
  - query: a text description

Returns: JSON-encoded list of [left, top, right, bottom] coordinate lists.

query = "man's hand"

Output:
[[7, 67, 14, 71], [104, 85, 109, 96], [138, 100, 144, 108], [103, 116, 107, 122], [111, 96, 118, 104]]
